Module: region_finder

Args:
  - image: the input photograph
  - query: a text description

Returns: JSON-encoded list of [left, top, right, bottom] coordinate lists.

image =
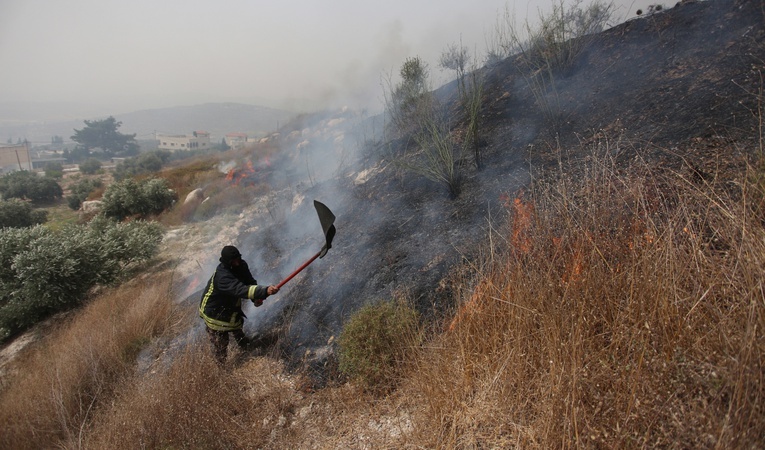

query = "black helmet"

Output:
[[220, 245, 242, 265]]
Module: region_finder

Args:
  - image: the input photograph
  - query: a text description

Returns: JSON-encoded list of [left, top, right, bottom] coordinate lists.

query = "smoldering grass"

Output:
[[401, 142, 765, 449]]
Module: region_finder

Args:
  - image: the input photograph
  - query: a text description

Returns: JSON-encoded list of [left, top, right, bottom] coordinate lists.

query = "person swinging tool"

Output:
[[199, 245, 279, 364]]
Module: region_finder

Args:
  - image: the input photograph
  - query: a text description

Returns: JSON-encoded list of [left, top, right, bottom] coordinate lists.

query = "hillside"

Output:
[[1, 0, 763, 448], [166, 0, 762, 376]]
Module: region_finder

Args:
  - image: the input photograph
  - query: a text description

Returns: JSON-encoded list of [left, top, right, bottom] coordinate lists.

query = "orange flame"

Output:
[[225, 160, 256, 186], [511, 196, 534, 254], [448, 280, 491, 332]]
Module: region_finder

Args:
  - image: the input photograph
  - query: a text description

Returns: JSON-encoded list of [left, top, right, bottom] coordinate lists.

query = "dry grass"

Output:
[[0, 276, 184, 450], [2, 135, 763, 449], [81, 340, 393, 450], [401, 143, 765, 448]]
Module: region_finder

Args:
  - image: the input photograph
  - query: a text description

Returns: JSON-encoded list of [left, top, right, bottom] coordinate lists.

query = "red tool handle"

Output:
[[276, 251, 321, 289]]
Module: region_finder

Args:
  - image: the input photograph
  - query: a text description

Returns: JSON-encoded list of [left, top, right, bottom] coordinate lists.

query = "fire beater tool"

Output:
[[276, 200, 336, 289]]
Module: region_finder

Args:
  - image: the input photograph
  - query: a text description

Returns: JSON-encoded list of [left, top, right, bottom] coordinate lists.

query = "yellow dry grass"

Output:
[[0, 142, 762, 450]]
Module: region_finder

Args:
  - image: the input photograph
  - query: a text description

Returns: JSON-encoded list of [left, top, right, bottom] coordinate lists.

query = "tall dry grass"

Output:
[[0, 276, 184, 450], [81, 341, 380, 450], [403, 142, 765, 448]]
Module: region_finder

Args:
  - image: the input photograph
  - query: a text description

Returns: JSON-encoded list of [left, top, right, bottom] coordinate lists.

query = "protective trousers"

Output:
[[206, 327, 248, 364]]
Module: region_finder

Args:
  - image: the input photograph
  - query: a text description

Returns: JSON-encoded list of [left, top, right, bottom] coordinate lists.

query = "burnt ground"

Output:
[[186, 0, 764, 383]]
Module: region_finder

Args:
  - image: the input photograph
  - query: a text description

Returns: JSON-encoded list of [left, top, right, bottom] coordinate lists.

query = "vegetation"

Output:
[[0, 199, 47, 228], [408, 108, 464, 198], [439, 41, 486, 169], [0, 217, 163, 342], [66, 177, 103, 210], [2, 142, 761, 449], [490, 0, 613, 129], [384, 56, 432, 136], [0, 277, 184, 450], [78, 157, 103, 175], [0, 1, 761, 449], [385, 57, 466, 198], [100, 177, 176, 221], [43, 161, 64, 179], [0, 170, 63, 203], [113, 150, 171, 181], [68, 116, 139, 162], [338, 298, 420, 392]]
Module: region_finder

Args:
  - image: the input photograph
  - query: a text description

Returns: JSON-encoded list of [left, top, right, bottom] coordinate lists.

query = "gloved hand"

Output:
[[253, 299, 264, 307], [267, 285, 279, 295]]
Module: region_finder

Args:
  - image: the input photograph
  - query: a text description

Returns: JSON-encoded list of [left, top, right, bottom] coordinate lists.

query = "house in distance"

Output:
[[157, 131, 211, 152]]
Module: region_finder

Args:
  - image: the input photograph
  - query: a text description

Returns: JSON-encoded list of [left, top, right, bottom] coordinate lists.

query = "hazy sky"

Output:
[[0, 0, 652, 114]]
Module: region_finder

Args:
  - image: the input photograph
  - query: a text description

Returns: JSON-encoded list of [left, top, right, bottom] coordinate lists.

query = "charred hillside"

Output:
[[188, 0, 764, 381]]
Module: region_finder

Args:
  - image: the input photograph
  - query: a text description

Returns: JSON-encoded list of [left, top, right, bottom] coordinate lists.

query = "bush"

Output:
[[101, 178, 176, 220], [0, 170, 63, 203], [0, 219, 163, 341], [44, 162, 63, 179], [66, 178, 103, 210], [113, 150, 171, 181], [79, 158, 102, 175], [338, 299, 420, 393], [0, 199, 47, 227]]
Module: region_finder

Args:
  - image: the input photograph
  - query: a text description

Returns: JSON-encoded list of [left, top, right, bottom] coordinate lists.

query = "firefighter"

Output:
[[199, 245, 279, 364]]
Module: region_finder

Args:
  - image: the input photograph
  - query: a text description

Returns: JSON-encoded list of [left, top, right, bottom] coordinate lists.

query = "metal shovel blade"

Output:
[[276, 201, 337, 288], [314, 200, 336, 257]]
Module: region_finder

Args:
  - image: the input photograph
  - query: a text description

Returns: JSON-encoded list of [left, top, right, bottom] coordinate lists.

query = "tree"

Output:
[[0, 219, 163, 341], [51, 135, 64, 146], [70, 116, 139, 161], [439, 42, 485, 169], [0, 171, 63, 203], [384, 56, 432, 135], [101, 177, 176, 221], [439, 41, 470, 97], [0, 199, 47, 228]]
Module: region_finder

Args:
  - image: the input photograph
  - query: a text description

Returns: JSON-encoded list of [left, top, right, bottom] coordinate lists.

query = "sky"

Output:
[[0, 0, 653, 116]]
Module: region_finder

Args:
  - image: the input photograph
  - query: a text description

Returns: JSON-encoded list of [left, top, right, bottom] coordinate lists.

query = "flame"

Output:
[[184, 274, 202, 297], [561, 241, 585, 284], [448, 280, 490, 332], [225, 160, 257, 186], [510, 196, 534, 254]]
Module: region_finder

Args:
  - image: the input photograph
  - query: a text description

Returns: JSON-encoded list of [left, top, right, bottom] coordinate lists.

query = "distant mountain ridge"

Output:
[[0, 102, 294, 145]]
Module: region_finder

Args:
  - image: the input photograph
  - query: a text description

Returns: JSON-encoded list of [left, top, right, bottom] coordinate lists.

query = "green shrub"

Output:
[[0, 220, 163, 341], [0, 199, 47, 227], [113, 150, 171, 181], [101, 177, 176, 220], [0, 170, 63, 203], [66, 178, 103, 210], [79, 158, 102, 175], [338, 299, 420, 392], [141, 178, 177, 215], [44, 162, 63, 179]]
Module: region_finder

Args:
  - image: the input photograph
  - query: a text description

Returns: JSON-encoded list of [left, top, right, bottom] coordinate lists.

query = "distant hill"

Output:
[[0, 102, 294, 145], [115, 103, 294, 140]]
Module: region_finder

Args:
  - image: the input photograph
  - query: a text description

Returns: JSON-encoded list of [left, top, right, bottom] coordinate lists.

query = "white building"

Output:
[[225, 132, 248, 150], [157, 131, 211, 152]]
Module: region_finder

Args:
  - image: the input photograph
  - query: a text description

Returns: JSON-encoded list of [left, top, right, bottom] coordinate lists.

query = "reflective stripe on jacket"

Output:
[[198, 261, 269, 332]]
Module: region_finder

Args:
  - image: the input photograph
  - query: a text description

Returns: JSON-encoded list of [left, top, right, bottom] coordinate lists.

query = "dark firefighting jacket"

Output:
[[198, 260, 269, 332]]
